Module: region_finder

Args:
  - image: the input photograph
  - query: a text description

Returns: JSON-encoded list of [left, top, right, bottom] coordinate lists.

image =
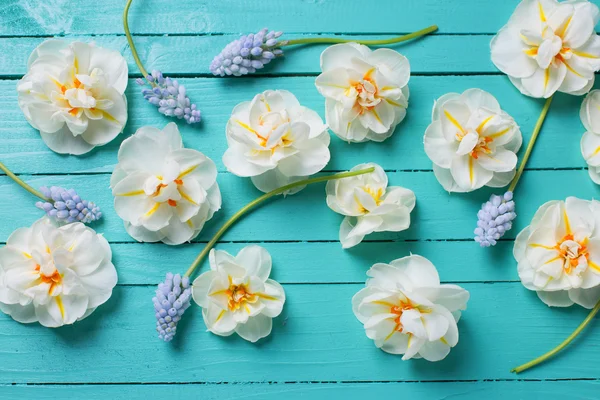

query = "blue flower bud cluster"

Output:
[[137, 70, 201, 124], [36, 186, 102, 224], [474, 191, 516, 247], [153, 273, 192, 342], [210, 28, 285, 76]]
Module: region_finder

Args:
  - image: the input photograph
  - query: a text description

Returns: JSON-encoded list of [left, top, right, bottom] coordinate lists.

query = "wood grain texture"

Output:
[[2, 170, 599, 243], [0, 77, 591, 174], [1, 0, 600, 397], [2, 382, 599, 400], [0, 35, 498, 76], [0, 284, 599, 383], [64, 241, 521, 285], [0, 0, 520, 35]]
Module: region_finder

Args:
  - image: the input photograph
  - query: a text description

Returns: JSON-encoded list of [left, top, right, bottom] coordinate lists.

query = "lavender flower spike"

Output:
[[210, 28, 285, 76], [138, 70, 201, 124], [36, 186, 102, 224], [474, 191, 516, 247], [153, 272, 192, 342]]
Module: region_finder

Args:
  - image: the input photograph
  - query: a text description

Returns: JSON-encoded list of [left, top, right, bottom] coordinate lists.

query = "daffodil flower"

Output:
[[491, 0, 600, 98], [424, 89, 522, 192], [0, 218, 117, 327], [514, 197, 600, 308], [223, 90, 330, 194], [326, 163, 415, 248], [17, 40, 128, 155], [315, 43, 410, 143], [192, 246, 285, 343], [111, 123, 221, 245], [580, 90, 600, 183], [352, 254, 469, 361]]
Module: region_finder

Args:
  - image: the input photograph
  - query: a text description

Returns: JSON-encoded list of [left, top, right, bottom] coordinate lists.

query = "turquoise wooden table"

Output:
[[1, 0, 600, 398]]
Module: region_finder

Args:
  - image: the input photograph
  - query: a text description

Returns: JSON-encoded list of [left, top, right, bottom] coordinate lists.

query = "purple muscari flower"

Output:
[[36, 186, 102, 224], [138, 70, 201, 124], [210, 28, 285, 77], [153, 273, 192, 342], [474, 191, 516, 247]]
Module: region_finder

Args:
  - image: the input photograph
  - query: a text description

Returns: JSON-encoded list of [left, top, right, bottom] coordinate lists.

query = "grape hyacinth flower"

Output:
[[124, 1, 200, 125], [474, 192, 516, 247], [137, 71, 201, 124], [153, 273, 192, 342], [36, 186, 102, 224], [208, 25, 438, 77], [210, 28, 284, 77]]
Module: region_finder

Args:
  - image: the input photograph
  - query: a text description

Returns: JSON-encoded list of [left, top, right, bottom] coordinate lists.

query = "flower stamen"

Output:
[[225, 283, 257, 312]]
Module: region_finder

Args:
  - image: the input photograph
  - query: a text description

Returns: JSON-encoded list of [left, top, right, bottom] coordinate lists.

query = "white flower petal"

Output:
[[581, 91, 600, 134], [476, 147, 518, 172], [440, 100, 471, 142], [568, 286, 600, 309], [234, 314, 273, 343], [491, 25, 538, 78], [389, 255, 440, 288], [459, 88, 502, 113], [537, 290, 574, 307], [235, 245, 272, 282], [320, 43, 368, 71], [367, 48, 410, 87], [40, 127, 95, 155], [450, 155, 493, 191], [424, 120, 456, 169]]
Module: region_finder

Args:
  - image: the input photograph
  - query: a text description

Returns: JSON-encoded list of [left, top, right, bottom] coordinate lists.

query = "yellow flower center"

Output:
[[225, 283, 257, 312], [349, 67, 380, 111], [35, 264, 62, 295]]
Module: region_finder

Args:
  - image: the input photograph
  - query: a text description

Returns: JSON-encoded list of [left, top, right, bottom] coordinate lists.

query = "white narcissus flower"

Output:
[[192, 246, 286, 343], [223, 90, 330, 195], [315, 43, 410, 143], [491, 0, 600, 98], [580, 90, 600, 183], [326, 163, 416, 248], [0, 218, 117, 328], [17, 40, 128, 155], [424, 89, 523, 193], [514, 197, 600, 308], [111, 123, 221, 245], [352, 255, 469, 361]]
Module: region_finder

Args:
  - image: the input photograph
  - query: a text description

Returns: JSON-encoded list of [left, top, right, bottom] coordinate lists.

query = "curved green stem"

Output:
[[511, 298, 600, 374], [0, 161, 50, 201], [184, 167, 375, 278], [123, 0, 150, 79], [284, 25, 438, 46], [508, 96, 553, 193]]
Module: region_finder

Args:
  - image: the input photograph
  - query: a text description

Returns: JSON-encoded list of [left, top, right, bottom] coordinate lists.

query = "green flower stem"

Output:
[[0, 161, 50, 201], [284, 25, 437, 47], [123, 0, 150, 80], [183, 167, 375, 278], [511, 298, 600, 374], [508, 95, 553, 193]]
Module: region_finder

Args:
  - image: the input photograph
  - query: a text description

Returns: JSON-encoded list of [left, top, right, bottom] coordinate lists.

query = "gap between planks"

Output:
[[2, 377, 600, 386], [0, 167, 589, 177]]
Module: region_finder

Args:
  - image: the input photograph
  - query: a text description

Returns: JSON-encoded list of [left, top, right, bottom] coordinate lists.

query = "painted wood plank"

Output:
[[1, 170, 598, 243], [0, 0, 555, 36], [0, 35, 498, 77], [87, 241, 520, 285], [0, 77, 590, 174], [0, 283, 598, 383], [1, 381, 598, 399]]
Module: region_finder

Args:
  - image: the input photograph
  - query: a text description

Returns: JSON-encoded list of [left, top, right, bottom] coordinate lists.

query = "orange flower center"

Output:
[[35, 264, 62, 295], [225, 283, 257, 312], [554, 234, 589, 274]]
